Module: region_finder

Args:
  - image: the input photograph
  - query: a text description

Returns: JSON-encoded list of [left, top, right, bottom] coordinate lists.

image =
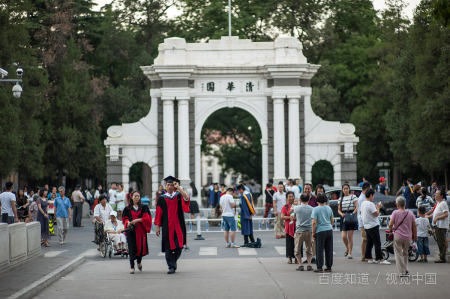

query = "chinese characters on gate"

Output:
[[205, 82, 256, 92]]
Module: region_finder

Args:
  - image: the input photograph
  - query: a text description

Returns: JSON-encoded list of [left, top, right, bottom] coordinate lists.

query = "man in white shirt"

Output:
[[94, 195, 113, 224], [0, 182, 19, 224], [361, 189, 390, 264], [220, 188, 240, 248], [273, 183, 286, 238], [431, 189, 449, 263], [290, 180, 300, 202], [108, 182, 117, 211], [357, 182, 371, 261]]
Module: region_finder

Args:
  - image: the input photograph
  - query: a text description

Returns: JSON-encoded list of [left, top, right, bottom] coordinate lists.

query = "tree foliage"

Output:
[[202, 108, 262, 182], [1, 0, 450, 189]]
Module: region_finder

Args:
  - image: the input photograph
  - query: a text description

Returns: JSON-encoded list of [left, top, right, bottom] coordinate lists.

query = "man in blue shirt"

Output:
[[54, 186, 72, 245]]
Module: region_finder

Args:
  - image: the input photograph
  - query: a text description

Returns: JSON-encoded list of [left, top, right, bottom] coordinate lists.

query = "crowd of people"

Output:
[[2, 175, 450, 277]]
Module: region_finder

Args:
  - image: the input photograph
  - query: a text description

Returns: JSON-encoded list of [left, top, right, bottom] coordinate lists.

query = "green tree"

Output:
[[406, 1, 450, 177], [172, 0, 275, 41], [42, 38, 107, 185], [386, 0, 450, 187], [352, 0, 410, 189], [0, 0, 48, 181], [307, 0, 381, 122], [202, 108, 262, 182]]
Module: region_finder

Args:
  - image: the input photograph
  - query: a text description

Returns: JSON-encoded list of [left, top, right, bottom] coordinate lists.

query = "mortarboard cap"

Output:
[[164, 176, 179, 183]]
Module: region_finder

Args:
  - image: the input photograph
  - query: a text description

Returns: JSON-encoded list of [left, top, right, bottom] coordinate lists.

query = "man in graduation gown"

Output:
[[237, 184, 256, 245], [209, 183, 220, 208], [155, 176, 190, 274]]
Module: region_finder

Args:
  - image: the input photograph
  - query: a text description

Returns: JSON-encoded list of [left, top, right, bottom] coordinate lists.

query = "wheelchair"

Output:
[[94, 221, 129, 259]]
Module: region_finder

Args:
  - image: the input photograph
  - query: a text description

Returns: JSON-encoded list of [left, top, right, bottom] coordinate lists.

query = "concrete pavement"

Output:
[[6, 215, 448, 299], [33, 256, 449, 299]]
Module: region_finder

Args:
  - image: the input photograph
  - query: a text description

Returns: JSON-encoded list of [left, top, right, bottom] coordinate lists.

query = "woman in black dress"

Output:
[[37, 188, 51, 246], [16, 189, 30, 222]]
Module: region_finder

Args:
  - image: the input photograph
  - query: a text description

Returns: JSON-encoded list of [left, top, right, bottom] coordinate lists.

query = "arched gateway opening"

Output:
[[200, 107, 262, 191]]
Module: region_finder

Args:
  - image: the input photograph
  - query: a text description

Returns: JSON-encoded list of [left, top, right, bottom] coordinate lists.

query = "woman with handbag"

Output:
[[338, 184, 358, 259], [122, 190, 152, 274], [388, 196, 417, 277]]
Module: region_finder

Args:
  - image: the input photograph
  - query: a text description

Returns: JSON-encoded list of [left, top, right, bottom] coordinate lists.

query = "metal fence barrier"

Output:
[[147, 213, 393, 239]]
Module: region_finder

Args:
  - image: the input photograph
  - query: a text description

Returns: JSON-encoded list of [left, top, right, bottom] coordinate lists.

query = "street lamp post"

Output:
[[0, 67, 23, 98]]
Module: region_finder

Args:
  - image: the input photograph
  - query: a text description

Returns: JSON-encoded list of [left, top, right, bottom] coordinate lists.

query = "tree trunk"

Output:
[[392, 161, 401, 195], [147, 30, 153, 57], [58, 165, 64, 187]]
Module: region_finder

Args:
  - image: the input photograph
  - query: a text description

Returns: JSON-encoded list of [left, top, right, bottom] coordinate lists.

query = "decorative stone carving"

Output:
[[110, 145, 119, 162], [340, 123, 356, 135], [107, 126, 123, 138], [344, 142, 354, 159]]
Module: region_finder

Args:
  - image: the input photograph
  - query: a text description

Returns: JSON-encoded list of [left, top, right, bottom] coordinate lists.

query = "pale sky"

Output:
[[93, 0, 422, 22]]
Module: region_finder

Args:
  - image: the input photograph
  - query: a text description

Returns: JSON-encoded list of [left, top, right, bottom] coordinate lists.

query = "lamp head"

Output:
[[12, 83, 22, 98]]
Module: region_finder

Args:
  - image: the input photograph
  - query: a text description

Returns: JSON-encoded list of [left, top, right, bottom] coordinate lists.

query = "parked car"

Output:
[[315, 186, 397, 218]]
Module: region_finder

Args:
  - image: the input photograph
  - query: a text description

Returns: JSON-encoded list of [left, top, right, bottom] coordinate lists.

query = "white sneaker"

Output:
[[231, 243, 240, 248], [379, 260, 391, 265], [368, 260, 379, 264], [226, 243, 231, 248]]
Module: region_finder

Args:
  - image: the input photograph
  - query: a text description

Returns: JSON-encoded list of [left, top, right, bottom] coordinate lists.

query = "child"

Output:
[[416, 206, 431, 262]]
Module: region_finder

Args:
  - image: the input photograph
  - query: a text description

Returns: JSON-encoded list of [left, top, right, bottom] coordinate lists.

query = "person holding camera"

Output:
[[122, 190, 152, 274], [154, 176, 190, 274]]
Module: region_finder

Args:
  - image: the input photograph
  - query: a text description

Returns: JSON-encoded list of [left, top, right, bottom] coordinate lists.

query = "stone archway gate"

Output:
[[104, 36, 359, 198]]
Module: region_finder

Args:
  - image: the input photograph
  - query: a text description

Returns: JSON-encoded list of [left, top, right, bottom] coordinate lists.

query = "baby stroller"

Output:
[[94, 222, 129, 259], [381, 230, 418, 262]]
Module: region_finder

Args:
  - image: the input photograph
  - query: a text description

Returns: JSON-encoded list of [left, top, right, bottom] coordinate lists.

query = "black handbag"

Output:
[[342, 195, 358, 225]]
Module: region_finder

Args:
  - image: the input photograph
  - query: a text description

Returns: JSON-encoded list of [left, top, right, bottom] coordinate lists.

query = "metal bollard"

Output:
[[194, 215, 205, 240]]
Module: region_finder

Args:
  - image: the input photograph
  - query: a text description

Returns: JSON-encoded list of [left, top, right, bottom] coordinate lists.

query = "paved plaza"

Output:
[[2, 217, 448, 299]]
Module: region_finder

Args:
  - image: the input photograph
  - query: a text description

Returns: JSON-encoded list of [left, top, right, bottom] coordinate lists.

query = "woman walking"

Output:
[[281, 191, 297, 264], [338, 184, 358, 259], [430, 189, 449, 263], [37, 188, 51, 247], [388, 197, 417, 277], [122, 191, 152, 274]]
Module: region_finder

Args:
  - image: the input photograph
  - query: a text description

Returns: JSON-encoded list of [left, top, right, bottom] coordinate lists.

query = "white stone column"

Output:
[[273, 98, 286, 180], [163, 99, 175, 176], [195, 139, 202, 205], [177, 99, 190, 184], [261, 138, 268, 200], [288, 98, 301, 179]]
